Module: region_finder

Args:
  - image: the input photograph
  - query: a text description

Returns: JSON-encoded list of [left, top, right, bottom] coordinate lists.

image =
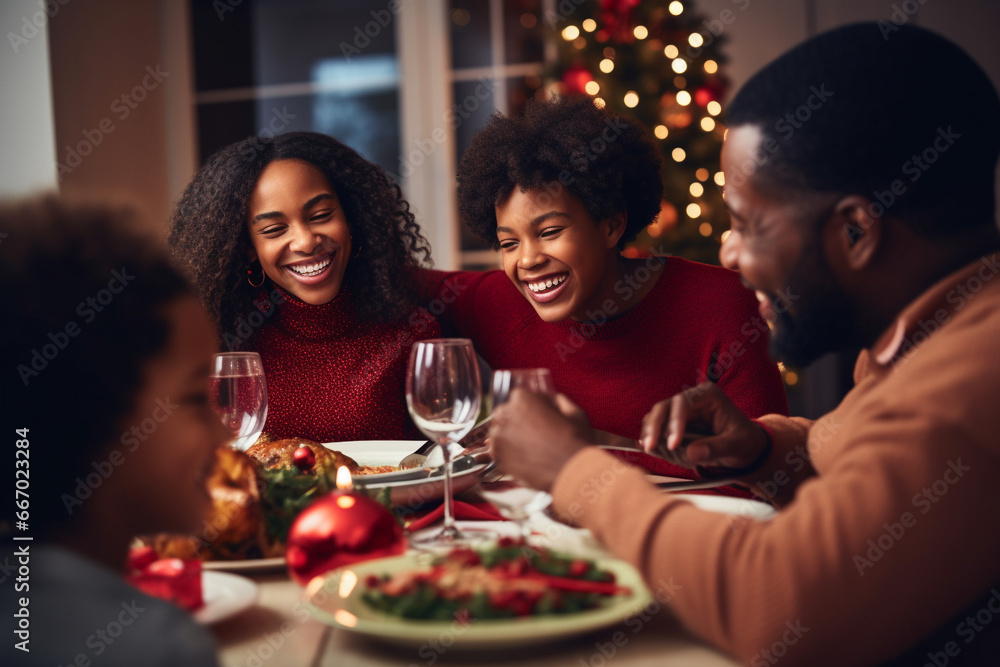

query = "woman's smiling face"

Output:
[[246, 159, 352, 305], [496, 186, 624, 323]]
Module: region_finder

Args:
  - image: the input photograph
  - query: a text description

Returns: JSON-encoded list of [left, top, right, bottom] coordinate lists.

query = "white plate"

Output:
[[303, 553, 652, 649], [202, 557, 287, 573], [673, 493, 776, 520], [328, 440, 428, 483], [327, 441, 493, 508], [193, 571, 259, 624]]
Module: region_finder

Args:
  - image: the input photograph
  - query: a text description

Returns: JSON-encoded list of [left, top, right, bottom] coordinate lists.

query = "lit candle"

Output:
[[285, 465, 406, 585]]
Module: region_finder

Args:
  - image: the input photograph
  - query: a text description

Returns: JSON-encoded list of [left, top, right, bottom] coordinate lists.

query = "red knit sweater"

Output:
[[249, 288, 441, 442], [422, 258, 788, 484]]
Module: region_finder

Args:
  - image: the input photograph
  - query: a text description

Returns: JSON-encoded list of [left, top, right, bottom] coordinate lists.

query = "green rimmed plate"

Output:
[[302, 553, 653, 649]]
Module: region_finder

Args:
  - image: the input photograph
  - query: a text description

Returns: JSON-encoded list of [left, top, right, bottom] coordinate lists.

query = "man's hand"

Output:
[[639, 382, 769, 472], [488, 389, 594, 492]]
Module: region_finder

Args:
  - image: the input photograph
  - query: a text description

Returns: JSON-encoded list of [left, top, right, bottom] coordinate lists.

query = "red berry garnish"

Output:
[[292, 446, 316, 471], [568, 559, 590, 578]]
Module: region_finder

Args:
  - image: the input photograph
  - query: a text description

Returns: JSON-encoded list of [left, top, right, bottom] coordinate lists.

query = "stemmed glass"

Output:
[[208, 352, 268, 451], [480, 369, 556, 543], [405, 339, 485, 546]]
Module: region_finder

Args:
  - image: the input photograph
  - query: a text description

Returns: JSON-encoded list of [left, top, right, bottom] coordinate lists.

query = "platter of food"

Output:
[[331, 440, 494, 508], [304, 541, 652, 649], [142, 435, 495, 570]]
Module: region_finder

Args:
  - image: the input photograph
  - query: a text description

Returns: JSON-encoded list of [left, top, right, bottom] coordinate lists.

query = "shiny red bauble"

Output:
[[694, 87, 714, 108], [285, 492, 407, 585], [292, 446, 316, 472]]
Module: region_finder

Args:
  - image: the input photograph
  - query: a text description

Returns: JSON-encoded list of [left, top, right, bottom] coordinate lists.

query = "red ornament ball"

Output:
[[285, 492, 407, 585], [562, 65, 593, 95], [694, 87, 714, 108], [292, 446, 316, 471]]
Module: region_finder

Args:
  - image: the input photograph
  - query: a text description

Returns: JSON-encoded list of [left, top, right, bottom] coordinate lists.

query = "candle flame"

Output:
[[336, 465, 353, 491]]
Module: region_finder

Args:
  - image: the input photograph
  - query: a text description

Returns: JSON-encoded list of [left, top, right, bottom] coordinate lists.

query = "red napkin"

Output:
[[606, 449, 757, 500], [405, 500, 506, 532]]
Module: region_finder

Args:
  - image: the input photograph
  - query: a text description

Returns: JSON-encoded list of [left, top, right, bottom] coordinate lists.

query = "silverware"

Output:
[[397, 439, 438, 470], [397, 416, 493, 469], [655, 477, 737, 492]]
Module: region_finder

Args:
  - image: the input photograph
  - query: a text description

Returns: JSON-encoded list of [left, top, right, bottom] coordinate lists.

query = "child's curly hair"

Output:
[[169, 131, 431, 342], [457, 96, 663, 250]]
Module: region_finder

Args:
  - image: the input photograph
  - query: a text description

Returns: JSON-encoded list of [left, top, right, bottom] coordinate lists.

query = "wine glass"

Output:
[[405, 339, 485, 546], [209, 352, 268, 451], [480, 369, 555, 543]]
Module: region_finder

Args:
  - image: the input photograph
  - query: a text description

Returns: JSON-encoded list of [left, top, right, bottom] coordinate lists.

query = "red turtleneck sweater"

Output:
[[249, 289, 440, 442], [421, 258, 788, 494]]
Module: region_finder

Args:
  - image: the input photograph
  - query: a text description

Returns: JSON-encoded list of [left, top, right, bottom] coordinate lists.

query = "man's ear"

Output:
[[831, 195, 881, 271], [604, 212, 628, 249]]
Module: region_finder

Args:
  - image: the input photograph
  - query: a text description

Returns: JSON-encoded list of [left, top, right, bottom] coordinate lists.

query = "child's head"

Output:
[[169, 131, 431, 342], [457, 97, 663, 322], [2, 197, 228, 540]]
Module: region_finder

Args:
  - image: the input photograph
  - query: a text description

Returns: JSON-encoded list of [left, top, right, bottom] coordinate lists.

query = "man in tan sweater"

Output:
[[488, 23, 1000, 666]]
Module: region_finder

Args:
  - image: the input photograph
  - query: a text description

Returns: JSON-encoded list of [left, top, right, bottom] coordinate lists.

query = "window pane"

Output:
[[191, 0, 401, 175], [252, 0, 396, 86], [503, 0, 544, 65], [196, 88, 400, 176], [191, 0, 254, 91], [506, 74, 544, 114], [450, 0, 492, 69]]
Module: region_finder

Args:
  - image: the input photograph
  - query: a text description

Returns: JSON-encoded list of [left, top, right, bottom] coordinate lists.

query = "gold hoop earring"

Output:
[[352, 244, 363, 258], [247, 261, 265, 287]]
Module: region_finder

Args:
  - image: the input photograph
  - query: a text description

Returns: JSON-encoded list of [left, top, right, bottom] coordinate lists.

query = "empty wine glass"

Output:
[[405, 339, 486, 546], [480, 369, 555, 543], [209, 352, 268, 451]]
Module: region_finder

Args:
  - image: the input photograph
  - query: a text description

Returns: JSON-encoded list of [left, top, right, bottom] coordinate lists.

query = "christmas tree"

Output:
[[546, 0, 730, 265]]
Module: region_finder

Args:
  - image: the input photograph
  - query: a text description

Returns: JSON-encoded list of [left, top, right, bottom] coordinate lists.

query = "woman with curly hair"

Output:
[[170, 132, 439, 442], [422, 96, 787, 493]]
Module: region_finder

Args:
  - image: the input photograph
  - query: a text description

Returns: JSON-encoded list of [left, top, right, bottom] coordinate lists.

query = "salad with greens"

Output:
[[362, 539, 631, 621]]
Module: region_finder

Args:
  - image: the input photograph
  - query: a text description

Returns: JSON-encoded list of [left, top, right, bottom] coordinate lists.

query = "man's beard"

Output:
[[768, 239, 859, 367]]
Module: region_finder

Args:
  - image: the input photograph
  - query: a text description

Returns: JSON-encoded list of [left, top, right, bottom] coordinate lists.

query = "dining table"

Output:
[[208, 483, 748, 667]]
